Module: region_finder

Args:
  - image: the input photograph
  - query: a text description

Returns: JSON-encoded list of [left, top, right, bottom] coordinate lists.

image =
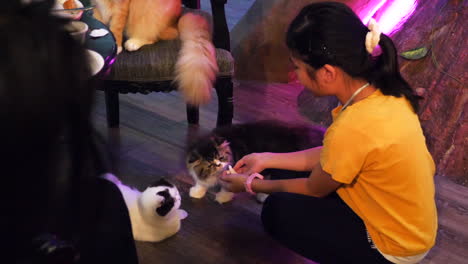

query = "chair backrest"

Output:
[[206, 0, 230, 51], [182, 0, 230, 51], [183, 0, 200, 9]]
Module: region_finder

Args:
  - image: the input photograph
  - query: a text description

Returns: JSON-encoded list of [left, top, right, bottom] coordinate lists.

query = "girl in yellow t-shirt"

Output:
[[219, 2, 437, 264]]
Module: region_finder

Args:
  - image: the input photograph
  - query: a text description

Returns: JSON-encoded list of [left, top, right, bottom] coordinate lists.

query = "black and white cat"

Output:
[[103, 173, 188, 242], [186, 120, 325, 203]]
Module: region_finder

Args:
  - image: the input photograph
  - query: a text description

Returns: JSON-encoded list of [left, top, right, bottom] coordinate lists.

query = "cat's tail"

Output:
[[174, 13, 219, 106]]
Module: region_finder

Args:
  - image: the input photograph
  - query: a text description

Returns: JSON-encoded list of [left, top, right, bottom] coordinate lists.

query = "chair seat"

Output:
[[108, 41, 234, 82]]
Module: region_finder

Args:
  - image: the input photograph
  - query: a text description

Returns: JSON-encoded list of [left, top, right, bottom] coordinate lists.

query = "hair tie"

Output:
[[365, 18, 381, 54]]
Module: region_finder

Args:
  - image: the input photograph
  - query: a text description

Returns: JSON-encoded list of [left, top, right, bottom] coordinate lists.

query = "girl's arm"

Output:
[[234, 146, 323, 174], [221, 162, 342, 198]]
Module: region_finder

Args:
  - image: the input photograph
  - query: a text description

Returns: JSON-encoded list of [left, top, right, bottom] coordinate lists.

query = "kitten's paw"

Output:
[[178, 209, 188, 220], [256, 193, 269, 203], [189, 185, 207, 198], [215, 191, 234, 204], [124, 39, 147, 52], [117, 45, 123, 54]]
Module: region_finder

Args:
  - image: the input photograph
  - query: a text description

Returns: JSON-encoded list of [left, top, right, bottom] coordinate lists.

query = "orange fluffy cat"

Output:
[[92, 0, 218, 105]]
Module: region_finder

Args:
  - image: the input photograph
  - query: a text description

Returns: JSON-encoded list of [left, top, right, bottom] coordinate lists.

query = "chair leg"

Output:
[[186, 104, 199, 125], [105, 89, 120, 128], [215, 77, 234, 127]]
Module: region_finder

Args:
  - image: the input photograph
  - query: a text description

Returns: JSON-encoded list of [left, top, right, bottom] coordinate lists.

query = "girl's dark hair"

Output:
[[286, 2, 422, 112], [1, 0, 104, 260]]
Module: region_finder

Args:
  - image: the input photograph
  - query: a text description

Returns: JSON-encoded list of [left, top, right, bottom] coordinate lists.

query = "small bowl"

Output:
[[51, 0, 84, 20]]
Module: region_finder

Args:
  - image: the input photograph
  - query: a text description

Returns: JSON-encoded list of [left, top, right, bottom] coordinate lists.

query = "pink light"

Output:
[[358, 0, 418, 35], [378, 0, 418, 34], [360, 0, 387, 25]]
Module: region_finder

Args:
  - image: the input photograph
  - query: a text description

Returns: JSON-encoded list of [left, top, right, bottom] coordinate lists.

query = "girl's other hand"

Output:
[[233, 152, 271, 175]]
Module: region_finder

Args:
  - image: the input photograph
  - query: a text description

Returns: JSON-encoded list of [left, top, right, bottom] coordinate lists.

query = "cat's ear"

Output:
[[212, 135, 230, 150], [211, 135, 226, 146], [187, 151, 201, 164], [149, 178, 174, 188], [212, 136, 230, 150], [219, 140, 230, 149]]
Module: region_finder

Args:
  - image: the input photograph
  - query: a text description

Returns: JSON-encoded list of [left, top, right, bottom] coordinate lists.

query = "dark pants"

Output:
[[80, 179, 139, 264], [82, 135, 139, 263], [261, 171, 392, 264]]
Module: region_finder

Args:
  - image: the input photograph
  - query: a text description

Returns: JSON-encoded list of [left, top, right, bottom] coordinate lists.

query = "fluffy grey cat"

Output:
[[103, 173, 188, 242], [186, 120, 325, 203]]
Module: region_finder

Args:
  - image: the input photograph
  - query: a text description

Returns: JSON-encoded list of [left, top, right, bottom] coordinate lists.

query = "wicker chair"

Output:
[[88, 0, 234, 128]]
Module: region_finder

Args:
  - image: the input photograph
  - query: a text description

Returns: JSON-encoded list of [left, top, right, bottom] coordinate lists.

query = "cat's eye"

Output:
[[219, 156, 226, 161]]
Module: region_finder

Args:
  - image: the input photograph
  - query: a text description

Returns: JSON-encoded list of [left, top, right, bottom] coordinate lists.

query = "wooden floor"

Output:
[[92, 80, 468, 264], [92, 81, 317, 264]]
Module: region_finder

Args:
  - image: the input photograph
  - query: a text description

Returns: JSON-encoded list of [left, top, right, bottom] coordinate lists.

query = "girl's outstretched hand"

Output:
[[219, 171, 248, 193], [233, 152, 271, 175]]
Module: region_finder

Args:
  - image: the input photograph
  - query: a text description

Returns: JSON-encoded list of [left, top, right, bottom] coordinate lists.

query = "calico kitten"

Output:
[[91, 0, 218, 105], [186, 120, 325, 203], [103, 173, 188, 242]]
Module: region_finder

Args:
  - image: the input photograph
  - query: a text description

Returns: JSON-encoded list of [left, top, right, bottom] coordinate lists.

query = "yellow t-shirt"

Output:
[[320, 89, 437, 256]]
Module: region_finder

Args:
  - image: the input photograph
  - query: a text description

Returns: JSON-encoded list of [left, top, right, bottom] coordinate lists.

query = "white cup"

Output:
[[64, 21, 88, 44]]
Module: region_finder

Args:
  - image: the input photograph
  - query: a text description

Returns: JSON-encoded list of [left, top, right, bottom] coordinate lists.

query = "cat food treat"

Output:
[[227, 165, 237, 174]]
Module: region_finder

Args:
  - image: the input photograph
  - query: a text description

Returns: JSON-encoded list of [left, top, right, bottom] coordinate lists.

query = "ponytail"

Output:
[[286, 2, 423, 113], [370, 34, 422, 112]]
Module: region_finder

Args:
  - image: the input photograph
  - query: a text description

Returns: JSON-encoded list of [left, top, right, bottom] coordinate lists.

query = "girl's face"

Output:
[[290, 57, 329, 96]]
